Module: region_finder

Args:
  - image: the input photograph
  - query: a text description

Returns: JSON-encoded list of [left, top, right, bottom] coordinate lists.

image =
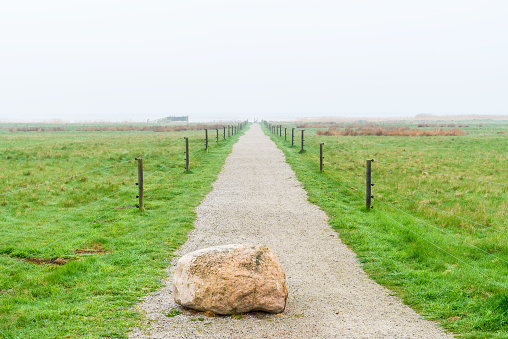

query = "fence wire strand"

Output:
[[1, 206, 135, 294], [375, 208, 508, 290], [376, 186, 508, 237], [376, 198, 508, 265], [0, 159, 133, 196], [377, 160, 508, 187], [0, 192, 137, 275], [299, 152, 364, 201], [0, 181, 136, 246]]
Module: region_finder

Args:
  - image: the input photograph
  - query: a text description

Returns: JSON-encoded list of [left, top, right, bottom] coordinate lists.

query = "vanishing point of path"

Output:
[[129, 124, 454, 338]]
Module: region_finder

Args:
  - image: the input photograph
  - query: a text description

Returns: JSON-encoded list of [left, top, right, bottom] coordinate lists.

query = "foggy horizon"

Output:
[[1, 1, 507, 122], [2, 112, 508, 124]]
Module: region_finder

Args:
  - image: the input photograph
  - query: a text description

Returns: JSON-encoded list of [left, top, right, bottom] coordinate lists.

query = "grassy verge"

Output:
[[0, 124, 247, 338], [263, 121, 508, 338]]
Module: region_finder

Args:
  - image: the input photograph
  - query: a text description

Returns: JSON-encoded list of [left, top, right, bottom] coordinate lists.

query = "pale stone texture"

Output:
[[173, 244, 288, 315]]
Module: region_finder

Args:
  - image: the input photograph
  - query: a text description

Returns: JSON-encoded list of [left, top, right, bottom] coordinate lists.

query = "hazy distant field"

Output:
[[266, 120, 508, 338], [0, 123, 244, 338], [1, 119, 506, 338]]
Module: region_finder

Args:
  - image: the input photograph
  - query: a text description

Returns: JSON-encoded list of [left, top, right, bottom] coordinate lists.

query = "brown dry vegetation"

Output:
[[295, 122, 343, 129], [317, 124, 465, 136], [76, 124, 224, 132], [10, 127, 68, 132], [417, 123, 470, 128], [298, 114, 508, 122], [5, 124, 229, 133]]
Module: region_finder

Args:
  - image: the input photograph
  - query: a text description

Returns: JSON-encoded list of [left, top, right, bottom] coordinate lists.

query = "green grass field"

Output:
[[0, 123, 246, 338], [264, 121, 508, 338]]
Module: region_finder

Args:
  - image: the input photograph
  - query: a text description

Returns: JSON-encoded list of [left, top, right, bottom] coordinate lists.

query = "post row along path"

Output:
[[129, 124, 454, 338]]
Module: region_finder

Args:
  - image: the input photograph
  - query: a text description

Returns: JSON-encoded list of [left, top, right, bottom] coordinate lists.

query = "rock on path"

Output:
[[129, 123, 454, 338]]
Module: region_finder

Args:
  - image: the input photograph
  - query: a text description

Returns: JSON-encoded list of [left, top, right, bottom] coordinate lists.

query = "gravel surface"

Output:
[[129, 124, 454, 338]]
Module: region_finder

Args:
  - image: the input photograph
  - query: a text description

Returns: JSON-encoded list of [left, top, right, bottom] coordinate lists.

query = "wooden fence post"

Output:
[[320, 143, 324, 172], [300, 130, 305, 153], [366, 159, 373, 210], [136, 158, 144, 212], [205, 129, 208, 152], [184, 137, 190, 172]]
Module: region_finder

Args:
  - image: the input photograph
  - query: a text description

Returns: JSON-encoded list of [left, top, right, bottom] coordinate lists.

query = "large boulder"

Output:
[[173, 244, 288, 315]]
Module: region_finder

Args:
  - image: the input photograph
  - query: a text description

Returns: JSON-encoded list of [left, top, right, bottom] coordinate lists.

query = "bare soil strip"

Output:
[[129, 124, 454, 338]]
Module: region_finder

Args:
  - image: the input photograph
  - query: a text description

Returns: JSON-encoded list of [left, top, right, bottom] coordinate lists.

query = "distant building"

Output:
[[149, 116, 189, 123]]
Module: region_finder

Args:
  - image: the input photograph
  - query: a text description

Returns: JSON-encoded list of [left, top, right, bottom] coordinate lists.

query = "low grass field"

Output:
[[0, 122, 245, 338], [264, 120, 508, 338]]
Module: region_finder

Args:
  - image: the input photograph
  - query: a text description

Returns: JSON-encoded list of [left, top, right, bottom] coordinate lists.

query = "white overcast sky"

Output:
[[0, 1, 507, 122]]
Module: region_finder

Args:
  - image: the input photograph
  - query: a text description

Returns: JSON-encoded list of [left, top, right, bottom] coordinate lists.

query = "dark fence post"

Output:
[[216, 129, 219, 144], [184, 137, 190, 172], [366, 159, 373, 210], [292, 128, 295, 146], [320, 143, 324, 172], [223, 126, 226, 139], [300, 130, 305, 153], [136, 158, 144, 212], [279, 125, 282, 137], [205, 129, 208, 152]]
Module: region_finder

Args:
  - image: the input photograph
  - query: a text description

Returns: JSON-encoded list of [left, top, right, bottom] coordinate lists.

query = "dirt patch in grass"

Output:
[[24, 257, 69, 265], [74, 243, 108, 255]]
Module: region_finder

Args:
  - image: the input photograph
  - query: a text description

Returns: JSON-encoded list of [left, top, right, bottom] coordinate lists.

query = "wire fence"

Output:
[[0, 122, 248, 295], [264, 121, 508, 291]]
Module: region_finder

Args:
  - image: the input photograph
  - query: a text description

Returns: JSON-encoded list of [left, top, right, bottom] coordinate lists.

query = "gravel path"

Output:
[[129, 123, 454, 338]]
